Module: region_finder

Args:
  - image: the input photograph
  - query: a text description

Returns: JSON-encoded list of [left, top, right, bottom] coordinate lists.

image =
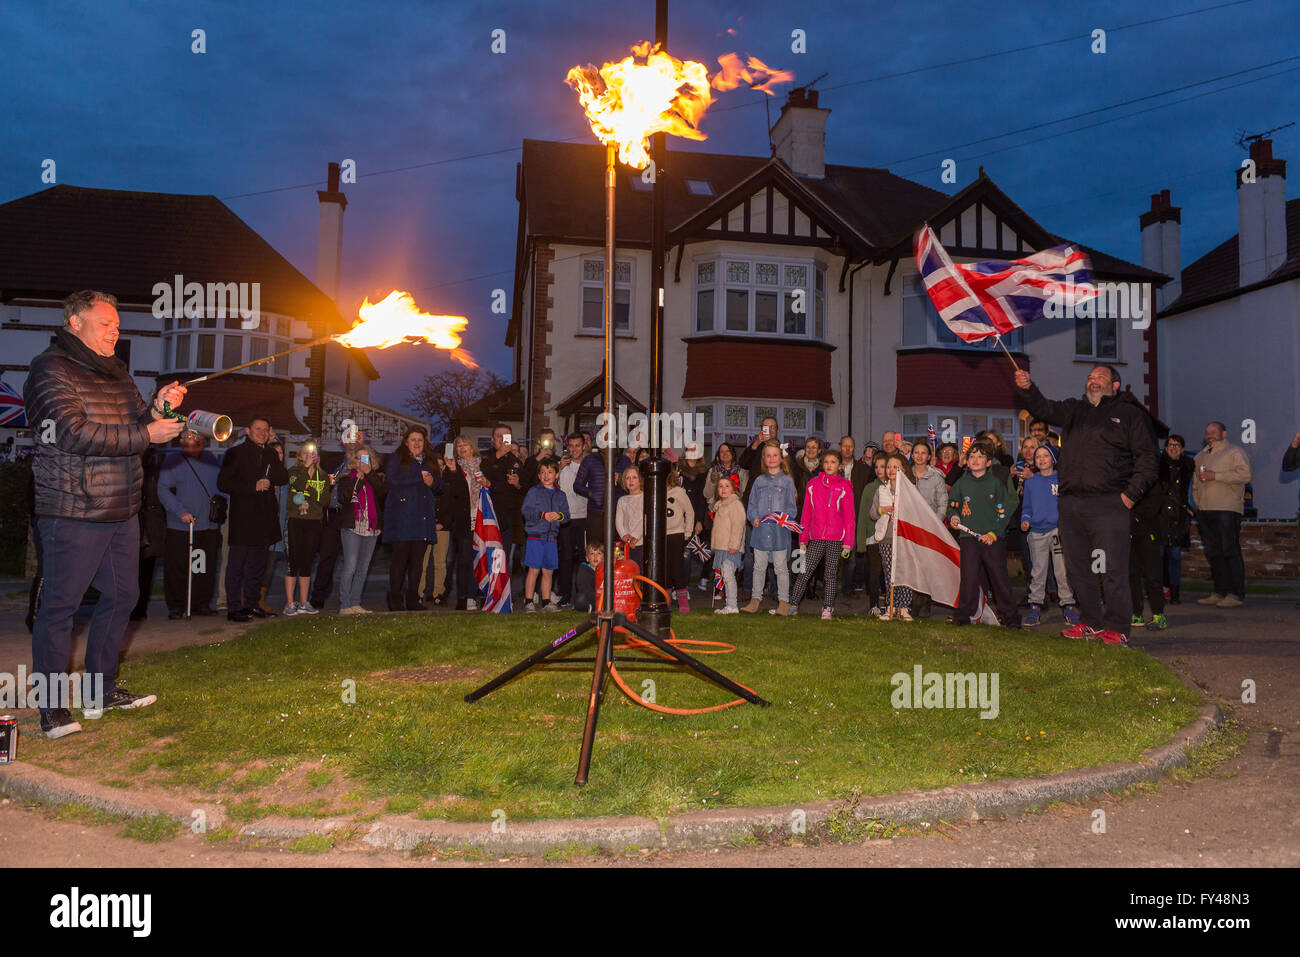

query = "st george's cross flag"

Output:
[[473, 487, 512, 613], [0, 378, 27, 427], [913, 225, 1099, 342], [890, 472, 999, 625]]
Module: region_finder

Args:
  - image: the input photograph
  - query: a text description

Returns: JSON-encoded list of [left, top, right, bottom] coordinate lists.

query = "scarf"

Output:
[[459, 455, 486, 522], [56, 327, 130, 380]]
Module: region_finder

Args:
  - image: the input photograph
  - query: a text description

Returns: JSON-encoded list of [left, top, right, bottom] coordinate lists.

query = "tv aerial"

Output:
[[1237, 122, 1294, 149]]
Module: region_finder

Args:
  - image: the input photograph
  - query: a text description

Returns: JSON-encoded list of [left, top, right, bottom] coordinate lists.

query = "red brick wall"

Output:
[[530, 244, 555, 438], [895, 350, 1029, 409], [682, 337, 834, 403], [1181, 521, 1300, 580]]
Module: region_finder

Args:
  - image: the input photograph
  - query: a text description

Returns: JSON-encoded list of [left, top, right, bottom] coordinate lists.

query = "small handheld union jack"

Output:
[[759, 512, 804, 535], [685, 534, 712, 563], [713, 567, 725, 597], [927, 424, 936, 447]]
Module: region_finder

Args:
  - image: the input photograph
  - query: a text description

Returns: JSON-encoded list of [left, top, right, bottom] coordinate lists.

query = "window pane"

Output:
[[902, 414, 929, 438], [815, 268, 824, 292], [783, 264, 807, 287], [724, 405, 749, 429], [755, 291, 778, 332], [250, 338, 267, 374], [961, 415, 986, 438], [200, 315, 216, 329], [614, 261, 631, 285], [726, 261, 750, 284], [991, 417, 1016, 440], [902, 284, 929, 346], [178, 315, 192, 329], [614, 288, 631, 330], [583, 259, 604, 282], [783, 293, 806, 335], [223, 335, 242, 369], [582, 286, 603, 330], [755, 406, 777, 428], [784, 407, 806, 431], [175, 335, 191, 369], [276, 316, 289, 337], [197, 334, 215, 369], [755, 262, 778, 285], [696, 261, 715, 285], [694, 404, 713, 428], [726, 289, 749, 331], [815, 294, 825, 339], [696, 289, 714, 331], [814, 409, 825, 433], [1096, 315, 1117, 358], [1075, 316, 1093, 356], [273, 354, 288, 377]]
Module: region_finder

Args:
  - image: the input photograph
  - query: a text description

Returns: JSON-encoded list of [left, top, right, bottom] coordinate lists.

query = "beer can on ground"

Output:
[[0, 715, 17, 764]]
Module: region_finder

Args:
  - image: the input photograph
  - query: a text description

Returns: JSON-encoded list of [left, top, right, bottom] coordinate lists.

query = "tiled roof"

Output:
[[1163, 197, 1300, 315], [0, 185, 349, 333]]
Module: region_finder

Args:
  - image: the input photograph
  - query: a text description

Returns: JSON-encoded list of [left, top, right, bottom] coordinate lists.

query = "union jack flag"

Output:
[[760, 512, 804, 535], [713, 567, 725, 597], [685, 534, 712, 562], [914, 225, 1098, 342], [926, 424, 936, 447], [0, 378, 27, 427], [473, 487, 512, 613]]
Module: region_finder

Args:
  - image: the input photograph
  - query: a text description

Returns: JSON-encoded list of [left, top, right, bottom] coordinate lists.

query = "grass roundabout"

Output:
[[20, 612, 1201, 823]]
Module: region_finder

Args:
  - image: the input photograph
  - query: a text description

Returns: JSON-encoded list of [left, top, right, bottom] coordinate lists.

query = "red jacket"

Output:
[[798, 472, 856, 550]]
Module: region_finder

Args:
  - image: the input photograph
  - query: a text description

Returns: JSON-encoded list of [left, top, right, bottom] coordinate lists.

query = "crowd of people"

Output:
[[21, 290, 1296, 740]]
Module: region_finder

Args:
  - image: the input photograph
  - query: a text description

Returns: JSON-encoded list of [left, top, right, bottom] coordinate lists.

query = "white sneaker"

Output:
[[698, 578, 708, 591], [897, 608, 913, 622], [870, 606, 885, 618], [466, 599, 478, 611], [339, 607, 357, 615], [878, 610, 894, 621], [714, 606, 739, 615], [350, 605, 373, 615], [296, 602, 319, 615], [543, 601, 561, 612], [524, 601, 539, 613], [282, 603, 299, 616]]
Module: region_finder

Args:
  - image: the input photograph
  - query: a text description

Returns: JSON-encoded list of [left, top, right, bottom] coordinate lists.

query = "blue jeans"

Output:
[[1162, 545, 1183, 589], [32, 516, 138, 711], [339, 530, 379, 609]]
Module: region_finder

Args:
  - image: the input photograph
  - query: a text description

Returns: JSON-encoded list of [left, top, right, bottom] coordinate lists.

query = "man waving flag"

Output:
[[914, 225, 1099, 342], [891, 468, 998, 624]]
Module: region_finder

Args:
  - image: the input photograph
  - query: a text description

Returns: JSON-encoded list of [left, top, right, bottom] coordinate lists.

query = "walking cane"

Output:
[[185, 521, 194, 620]]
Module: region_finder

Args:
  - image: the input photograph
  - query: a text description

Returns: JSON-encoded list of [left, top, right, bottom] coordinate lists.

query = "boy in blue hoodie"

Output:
[[1018, 444, 1080, 627], [521, 460, 569, 611]]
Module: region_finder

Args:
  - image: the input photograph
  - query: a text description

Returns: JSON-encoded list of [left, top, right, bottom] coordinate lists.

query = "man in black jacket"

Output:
[[1015, 365, 1158, 645], [218, 416, 290, 621], [24, 291, 187, 738]]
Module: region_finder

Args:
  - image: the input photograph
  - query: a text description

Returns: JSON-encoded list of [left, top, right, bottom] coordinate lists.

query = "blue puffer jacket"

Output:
[[382, 454, 442, 543], [745, 472, 798, 551], [522, 483, 570, 542]]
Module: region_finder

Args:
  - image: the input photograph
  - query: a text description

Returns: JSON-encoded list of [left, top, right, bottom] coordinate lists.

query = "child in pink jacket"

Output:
[[787, 448, 856, 619]]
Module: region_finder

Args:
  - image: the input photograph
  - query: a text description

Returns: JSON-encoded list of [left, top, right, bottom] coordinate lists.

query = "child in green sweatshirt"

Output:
[[947, 441, 1020, 627]]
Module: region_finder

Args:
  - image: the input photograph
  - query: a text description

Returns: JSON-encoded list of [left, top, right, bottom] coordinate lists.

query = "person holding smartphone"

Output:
[[481, 424, 524, 592], [383, 426, 442, 611], [335, 443, 386, 614]]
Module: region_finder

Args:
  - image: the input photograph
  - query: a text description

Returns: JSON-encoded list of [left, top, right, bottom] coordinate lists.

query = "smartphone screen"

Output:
[[503, 432, 512, 446], [444, 443, 454, 461], [360, 453, 369, 465]]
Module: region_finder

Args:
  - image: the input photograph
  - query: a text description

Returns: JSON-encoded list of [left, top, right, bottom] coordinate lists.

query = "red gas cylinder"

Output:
[[595, 547, 641, 629]]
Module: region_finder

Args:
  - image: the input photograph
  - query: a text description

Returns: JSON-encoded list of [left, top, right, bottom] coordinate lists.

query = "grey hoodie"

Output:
[[913, 465, 949, 521]]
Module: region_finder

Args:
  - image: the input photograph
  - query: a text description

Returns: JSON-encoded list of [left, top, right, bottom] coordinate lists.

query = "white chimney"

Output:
[[771, 87, 830, 180], [1237, 139, 1287, 286], [1140, 188, 1181, 309], [316, 161, 347, 300]]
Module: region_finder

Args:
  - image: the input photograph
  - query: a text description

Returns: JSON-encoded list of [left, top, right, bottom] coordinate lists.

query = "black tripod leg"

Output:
[[464, 618, 596, 703], [617, 616, 770, 706], [574, 619, 614, 786]]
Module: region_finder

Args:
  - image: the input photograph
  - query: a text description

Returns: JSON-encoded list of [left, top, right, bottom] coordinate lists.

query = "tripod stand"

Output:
[[464, 605, 769, 785]]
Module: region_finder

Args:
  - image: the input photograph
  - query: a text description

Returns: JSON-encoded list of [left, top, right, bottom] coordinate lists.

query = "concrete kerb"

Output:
[[0, 702, 1224, 857]]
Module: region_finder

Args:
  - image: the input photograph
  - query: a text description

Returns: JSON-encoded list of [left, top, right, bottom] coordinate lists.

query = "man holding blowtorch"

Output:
[[23, 291, 188, 739]]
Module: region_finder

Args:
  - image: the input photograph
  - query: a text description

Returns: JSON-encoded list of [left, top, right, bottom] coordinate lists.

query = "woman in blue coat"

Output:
[[383, 427, 442, 611]]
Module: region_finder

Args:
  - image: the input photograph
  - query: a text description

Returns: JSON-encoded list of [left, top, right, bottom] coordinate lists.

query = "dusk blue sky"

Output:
[[4, 0, 1297, 413]]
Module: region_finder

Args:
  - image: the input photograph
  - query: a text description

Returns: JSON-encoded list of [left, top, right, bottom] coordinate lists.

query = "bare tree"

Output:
[[405, 367, 507, 439]]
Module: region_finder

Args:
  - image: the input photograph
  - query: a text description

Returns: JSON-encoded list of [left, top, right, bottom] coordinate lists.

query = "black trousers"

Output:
[[955, 537, 1017, 623], [557, 517, 587, 602], [310, 511, 343, 607], [864, 543, 884, 607], [1059, 493, 1132, 635], [388, 540, 428, 608], [586, 508, 606, 545], [133, 555, 157, 618], [164, 527, 221, 613], [1129, 530, 1165, 616], [1198, 510, 1245, 599], [225, 544, 269, 612], [449, 531, 475, 599], [665, 532, 687, 589]]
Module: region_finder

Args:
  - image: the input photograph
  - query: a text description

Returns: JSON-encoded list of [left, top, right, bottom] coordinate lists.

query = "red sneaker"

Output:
[[1098, 630, 1130, 646], [1060, 623, 1101, 640]]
